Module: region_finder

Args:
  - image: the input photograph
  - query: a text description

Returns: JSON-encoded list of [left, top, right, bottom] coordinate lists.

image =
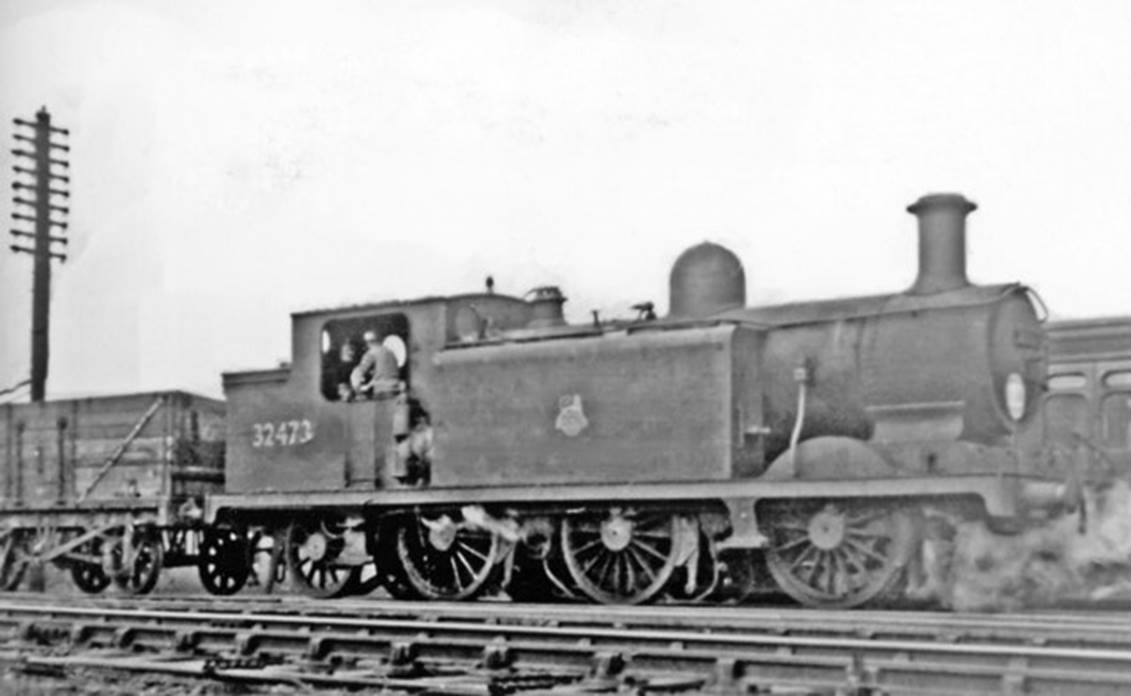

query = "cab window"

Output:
[[320, 313, 409, 402]]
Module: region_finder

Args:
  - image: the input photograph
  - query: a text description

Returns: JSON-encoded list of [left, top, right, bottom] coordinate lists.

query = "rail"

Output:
[[0, 597, 1130, 694]]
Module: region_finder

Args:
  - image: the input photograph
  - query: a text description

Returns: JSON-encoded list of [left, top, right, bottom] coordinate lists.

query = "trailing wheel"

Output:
[[285, 519, 358, 598], [113, 532, 163, 595], [69, 535, 111, 594], [394, 511, 501, 600], [764, 499, 915, 608], [198, 527, 251, 596], [560, 508, 683, 604]]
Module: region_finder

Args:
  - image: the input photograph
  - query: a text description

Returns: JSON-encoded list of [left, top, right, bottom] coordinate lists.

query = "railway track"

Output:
[[0, 595, 1130, 694]]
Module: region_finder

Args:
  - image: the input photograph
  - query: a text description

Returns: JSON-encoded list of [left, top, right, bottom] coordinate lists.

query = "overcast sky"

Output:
[[2, 0, 1131, 400]]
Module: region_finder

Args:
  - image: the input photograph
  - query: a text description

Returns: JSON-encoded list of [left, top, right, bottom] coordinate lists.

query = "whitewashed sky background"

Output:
[[1, 0, 1130, 399]]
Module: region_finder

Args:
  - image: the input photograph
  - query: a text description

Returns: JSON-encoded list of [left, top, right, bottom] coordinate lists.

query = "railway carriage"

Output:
[[0, 391, 225, 594], [205, 193, 1080, 608], [1045, 317, 1131, 480]]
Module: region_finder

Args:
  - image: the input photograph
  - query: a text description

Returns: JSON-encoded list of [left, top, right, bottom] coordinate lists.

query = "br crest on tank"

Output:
[[203, 192, 1079, 608]]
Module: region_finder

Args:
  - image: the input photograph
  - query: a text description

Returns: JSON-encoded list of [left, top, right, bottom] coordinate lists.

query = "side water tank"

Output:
[[668, 242, 746, 318]]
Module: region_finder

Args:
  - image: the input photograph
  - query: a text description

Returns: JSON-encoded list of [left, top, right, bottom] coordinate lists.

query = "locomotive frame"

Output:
[[201, 193, 1081, 608]]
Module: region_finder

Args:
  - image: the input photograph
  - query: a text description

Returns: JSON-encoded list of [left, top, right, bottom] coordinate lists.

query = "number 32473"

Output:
[[251, 419, 314, 448]]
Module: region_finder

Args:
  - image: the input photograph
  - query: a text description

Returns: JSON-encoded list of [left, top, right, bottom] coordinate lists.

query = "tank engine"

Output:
[[205, 193, 1076, 608]]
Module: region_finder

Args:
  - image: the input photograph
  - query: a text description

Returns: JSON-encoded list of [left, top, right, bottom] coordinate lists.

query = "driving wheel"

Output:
[[764, 499, 915, 608]]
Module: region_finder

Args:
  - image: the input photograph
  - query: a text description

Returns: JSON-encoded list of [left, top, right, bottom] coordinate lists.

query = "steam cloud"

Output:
[[935, 480, 1131, 611]]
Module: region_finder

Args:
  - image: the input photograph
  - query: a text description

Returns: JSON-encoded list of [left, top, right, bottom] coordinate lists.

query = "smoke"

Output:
[[931, 479, 1131, 611]]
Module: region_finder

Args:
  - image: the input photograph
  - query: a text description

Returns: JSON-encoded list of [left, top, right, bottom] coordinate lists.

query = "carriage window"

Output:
[[1101, 393, 1131, 449], [1044, 394, 1089, 450], [1104, 371, 1131, 389], [320, 313, 410, 402], [1048, 373, 1087, 391]]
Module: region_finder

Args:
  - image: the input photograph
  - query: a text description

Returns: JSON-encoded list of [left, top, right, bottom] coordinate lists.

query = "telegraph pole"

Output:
[[9, 107, 69, 402]]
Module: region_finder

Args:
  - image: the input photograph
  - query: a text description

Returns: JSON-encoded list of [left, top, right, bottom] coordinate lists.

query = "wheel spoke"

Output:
[[456, 540, 490, 563], [626, 546, 656, 581], [843, 537, 889, 565], [630, 539, 668, 562], [787, 543, 818, 571], [775, 535, 810, 553], [455, 548, 478, 579], [571, 537, 604, 556], [581, 550, 606, 575], [595, 553, 616, 586]]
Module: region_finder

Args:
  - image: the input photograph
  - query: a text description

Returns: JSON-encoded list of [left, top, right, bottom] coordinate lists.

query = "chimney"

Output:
[[906, 193, 977, 294]]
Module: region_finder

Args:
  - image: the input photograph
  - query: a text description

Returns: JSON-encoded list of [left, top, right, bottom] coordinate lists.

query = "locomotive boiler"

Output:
[[204, 193, 1077, 608]]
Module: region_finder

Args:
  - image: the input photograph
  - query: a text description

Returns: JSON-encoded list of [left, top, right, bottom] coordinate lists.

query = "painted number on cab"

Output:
[[251, 419, 314, 448]]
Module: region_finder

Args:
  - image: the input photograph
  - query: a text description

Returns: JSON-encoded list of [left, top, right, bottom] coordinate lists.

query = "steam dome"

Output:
[[668, 242, 746, 318]]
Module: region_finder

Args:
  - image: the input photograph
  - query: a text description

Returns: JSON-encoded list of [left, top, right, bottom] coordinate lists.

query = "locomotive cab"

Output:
[[221, 293, 532, 494]]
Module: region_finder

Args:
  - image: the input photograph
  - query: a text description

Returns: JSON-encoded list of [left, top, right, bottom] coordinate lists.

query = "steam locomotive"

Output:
[[185, 192, 1077, 608]]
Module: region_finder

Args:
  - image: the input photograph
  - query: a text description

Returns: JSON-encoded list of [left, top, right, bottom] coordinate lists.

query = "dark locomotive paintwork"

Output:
[[723, 282, 1047, 463], [223, 293, 534, 494], [432, 323, 764, 486], [200, 192, 1079, 608]]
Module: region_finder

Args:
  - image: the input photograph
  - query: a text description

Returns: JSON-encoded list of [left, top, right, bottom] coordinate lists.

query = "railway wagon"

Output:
[[1045, 317, 1131, 480], [205, 193, 1079, 608], [0, 391, 225, 594]]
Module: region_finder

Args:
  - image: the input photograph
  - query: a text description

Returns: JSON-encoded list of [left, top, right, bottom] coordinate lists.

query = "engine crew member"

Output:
[[351, 329, 403, 399]]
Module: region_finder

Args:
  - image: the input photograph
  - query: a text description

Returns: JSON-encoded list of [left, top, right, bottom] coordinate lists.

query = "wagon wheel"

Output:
[[285, 520, 359, 599], [0, 532, 30, 591], [69, 535, 111, 594], [560, 508, 682, 604], [198, 527, 251, 596], [114, 533, 164, 595], [764, 500, 915, 608], [395, 511, 501, 600]]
